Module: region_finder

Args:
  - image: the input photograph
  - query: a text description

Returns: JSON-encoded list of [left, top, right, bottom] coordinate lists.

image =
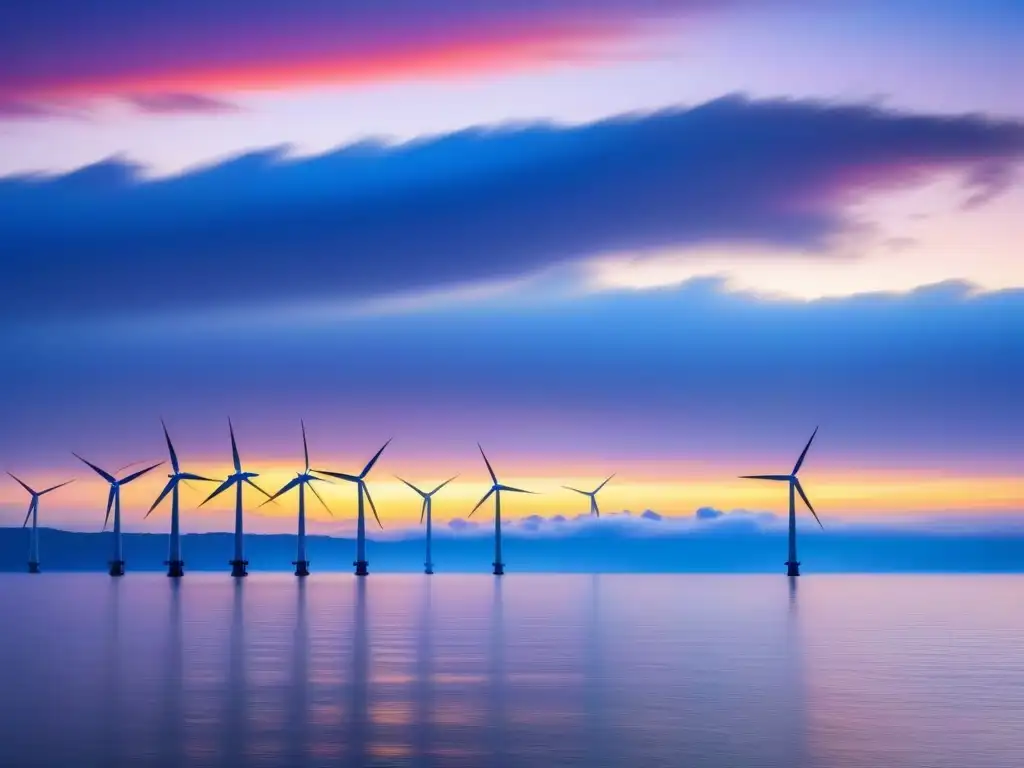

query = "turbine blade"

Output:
[[477, 443, 497, 485], [594, 497, 601, 517], [261, 477, 301, 507], [792, 426, 819, 476], [362, 482, 383, 529], [113, 459, 148, 475], [360, 438, 392, 479], [307, 475, 334, 484], [429, 475, 459, 496], [103, 485, 116, 531], [793, 479, 823, 529], [469, 488, 495, 517], [419, 498, 426, 525], [72, 453, 116, 484], [497, 484, 534, 494], [177, 473, 218, 483], [245, 477, 275, 501], [313, 469, 360, 483], [594, 473, 616, 493], [120, 461, 164, 485], [307, 480, 333, 517], [161, 418, 180, 474], [199, 477, 235, 507], [562, 485, 588, 496], [7, 472, 36, 496], [146, 477, 177, 518], [229, 418, 241, 473], [301, 420, 310, 473], [395, 476, 427, 497], [739, 474, 792, 482], [38, 479, 74, 495], [22, 499, 35, 528]]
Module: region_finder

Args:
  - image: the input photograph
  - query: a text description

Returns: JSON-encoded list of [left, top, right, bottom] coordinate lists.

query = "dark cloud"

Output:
[[3, 97, 1023, 325], [641, 510, 663, 521], [124, 93, 239, 115], [696, 507, 724, 520]]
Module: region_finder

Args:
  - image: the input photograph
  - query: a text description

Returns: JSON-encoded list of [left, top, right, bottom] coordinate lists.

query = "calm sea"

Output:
[[0, 574, 1021, 767]]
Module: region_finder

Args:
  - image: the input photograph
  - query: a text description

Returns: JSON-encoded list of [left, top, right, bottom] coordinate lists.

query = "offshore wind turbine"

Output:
[[314, 439, 391, 576], [262, 420, 334, 576], [73, 453, 163, 576], [740, 427, 822, 577], [200, 419, 273, 577], [470, 444, 535, 576], [563, 474, 615, 517], [396, 474, 458, 574], [7, 474, 74, 573], [145, 420, 219, 577]]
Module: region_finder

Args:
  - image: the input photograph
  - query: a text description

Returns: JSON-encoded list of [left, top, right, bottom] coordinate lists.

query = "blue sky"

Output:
[[0, 1, 1021, 532]]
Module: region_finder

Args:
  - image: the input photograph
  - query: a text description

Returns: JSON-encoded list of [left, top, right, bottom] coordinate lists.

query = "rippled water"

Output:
[[0, 574, 1021, 767]]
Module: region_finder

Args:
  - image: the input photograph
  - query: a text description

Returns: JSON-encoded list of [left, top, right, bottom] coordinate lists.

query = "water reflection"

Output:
[[1, 574, 1023, 768], [223, 580, 246, 768], [413, 577, 435, 766], [286, 579, 310, 767], [349, 578, 369, 766], [163, 580, 185, 768]]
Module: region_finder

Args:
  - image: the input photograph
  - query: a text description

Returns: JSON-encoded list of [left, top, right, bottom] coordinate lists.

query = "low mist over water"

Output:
[[1, 574, 1022, 767]]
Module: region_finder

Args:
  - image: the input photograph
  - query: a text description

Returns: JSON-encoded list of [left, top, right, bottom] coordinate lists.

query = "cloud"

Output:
[[3, 96, 1024, 326], [124, 93, 239, 115], [0, 0, 720, 110], [696, 507, 724, 520], [447, 518, 480, 532], [641, 510, 663, 521]]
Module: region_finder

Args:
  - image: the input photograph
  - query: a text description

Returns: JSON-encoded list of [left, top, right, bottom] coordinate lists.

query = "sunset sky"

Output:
[[1, 0, 1021, 535]]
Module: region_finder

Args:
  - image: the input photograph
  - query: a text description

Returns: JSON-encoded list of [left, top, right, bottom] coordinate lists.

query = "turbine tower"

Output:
[[469, 444, 534, 576], [315, 439, 391, 576], [145, 420, 218, 577], [396, 475, 458, 574], [7, 473, 74, 573], [740, 427, 822, 577], [73, 453, 163, 576], [262, 420, 334, 576], [563, 473, 615, 517], [200, 419, 273, 577]]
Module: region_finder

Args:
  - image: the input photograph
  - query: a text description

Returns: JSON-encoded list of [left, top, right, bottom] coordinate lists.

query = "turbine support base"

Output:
[[493, 561, 505, 576], [165, 560, 185, 578], [293, 560, 310, 577], [108, 560, 125, 577], [424, 562, 434, 575], [27, 561, 40, 574], [786, 561, 801, 577], [230, 559, 249, 578], [354, 560, 369, 577]]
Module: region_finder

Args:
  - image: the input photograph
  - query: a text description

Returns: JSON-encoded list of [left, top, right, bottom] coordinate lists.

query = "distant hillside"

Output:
[[1, 526, 1023, 573]]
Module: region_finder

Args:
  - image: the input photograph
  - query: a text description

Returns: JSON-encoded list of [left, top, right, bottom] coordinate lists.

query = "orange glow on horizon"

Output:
[[1, 458, 1020, 532]]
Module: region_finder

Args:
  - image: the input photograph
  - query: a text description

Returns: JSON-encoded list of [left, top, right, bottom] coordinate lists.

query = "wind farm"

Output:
[[2, 424, 835, 576]]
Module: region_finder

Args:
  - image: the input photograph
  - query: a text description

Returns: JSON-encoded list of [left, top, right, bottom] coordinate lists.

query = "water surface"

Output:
[[0, 574, 1021, 767]]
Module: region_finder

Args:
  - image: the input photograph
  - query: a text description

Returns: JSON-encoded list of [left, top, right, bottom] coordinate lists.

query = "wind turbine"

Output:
[[396, 475, 458, 574], [262, 420, 334, 576], [7, 473, 74, 573], [314, 439, 391, 576], [563, 474, 615, 517], [73, 453, 163, 576], [200, 419, 273, 577], [470, 444, 535, 576], [145, 420, 219, 577], [740, 427, 822, 577]]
